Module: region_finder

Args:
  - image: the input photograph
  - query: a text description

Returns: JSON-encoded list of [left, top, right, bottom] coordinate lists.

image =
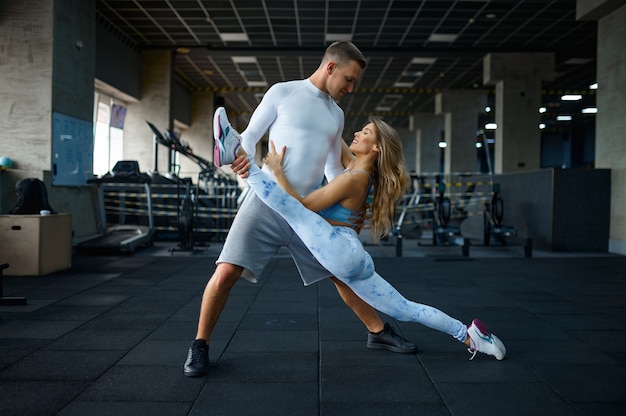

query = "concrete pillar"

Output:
[[0, 1, 54, 173], [0, 0, 94, 172], [435, 90, 486, 174], [413, 113, 444, 174], [177, 91, 215, 180], [125, 50, 173, 174], [0, 0, 98, 238], [397, 128, 417, 174], [483, 53, 555, 173], [578, 0, 626, 255]]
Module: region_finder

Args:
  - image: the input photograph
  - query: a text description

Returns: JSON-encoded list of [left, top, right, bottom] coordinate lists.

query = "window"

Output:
[[93, 92, 125, 176]]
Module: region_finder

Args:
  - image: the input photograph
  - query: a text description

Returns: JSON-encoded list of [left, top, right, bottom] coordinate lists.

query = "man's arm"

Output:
[[324, 132, 347, 182], [239, 84, 282, 157]]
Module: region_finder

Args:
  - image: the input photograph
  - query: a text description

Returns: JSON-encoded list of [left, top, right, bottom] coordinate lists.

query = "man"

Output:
[[184, 41, 416, 377]]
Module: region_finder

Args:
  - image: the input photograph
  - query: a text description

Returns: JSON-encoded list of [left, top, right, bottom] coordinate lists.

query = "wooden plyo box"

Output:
[[0, 214, 72, 276]]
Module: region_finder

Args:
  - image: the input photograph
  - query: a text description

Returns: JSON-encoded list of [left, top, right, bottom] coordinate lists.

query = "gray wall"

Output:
[[172, 80, 191, 126], [462, 169, 610, 252], [552, 168, 610, 251], [52, 0, 95, 120]]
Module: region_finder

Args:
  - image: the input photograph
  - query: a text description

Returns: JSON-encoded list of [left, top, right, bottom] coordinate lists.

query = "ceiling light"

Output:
[[557, 115, 572, 121], [539, 107, 547, 113], [539, 123, 546, 129], [486, 13, 496, 19], [219, 33, 249, 42], [582, 107, 597, 114], [485, 106, 491, 113], [475, 142, 483, 149], [393, 82, 414, 88], [589, 83, 598, 89], [410, 57, 437, 65], [561, 94, 582, 101], [438, 141, 447, 148], [485, 123, 497, 130], [232, 56, 257, 64], [403, 70, 423, 77], [325, 33, 353, 42], [428, 33, 458, 43], [176, 47, 190, 54]]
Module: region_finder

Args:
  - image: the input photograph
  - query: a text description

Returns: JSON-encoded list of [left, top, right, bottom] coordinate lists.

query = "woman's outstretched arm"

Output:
[[341, 139, 355, 168]]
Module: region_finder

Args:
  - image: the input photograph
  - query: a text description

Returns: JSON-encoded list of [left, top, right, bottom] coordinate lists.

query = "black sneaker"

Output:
[[366, 323, 418, 353], [183, 339, 209, 377]]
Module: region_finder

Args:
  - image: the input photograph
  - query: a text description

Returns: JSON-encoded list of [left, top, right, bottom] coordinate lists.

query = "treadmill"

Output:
[[76, 161, 155, 253]]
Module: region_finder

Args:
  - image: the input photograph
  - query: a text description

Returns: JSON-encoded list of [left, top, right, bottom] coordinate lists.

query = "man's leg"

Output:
[[196, 263, 243, 342], [329, 277, 417, 354], [184, 262, 242, 377]]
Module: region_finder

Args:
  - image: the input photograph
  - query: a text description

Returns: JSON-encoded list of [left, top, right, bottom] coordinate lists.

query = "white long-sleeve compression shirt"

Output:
[[240, 78, 345, 196]]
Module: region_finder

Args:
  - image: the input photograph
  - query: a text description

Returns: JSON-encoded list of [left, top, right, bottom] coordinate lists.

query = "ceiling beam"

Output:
[[155, 45, 596, 60]]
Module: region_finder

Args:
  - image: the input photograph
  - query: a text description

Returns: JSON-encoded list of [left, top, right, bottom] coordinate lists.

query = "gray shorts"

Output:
[[217, 191, 332, 286]]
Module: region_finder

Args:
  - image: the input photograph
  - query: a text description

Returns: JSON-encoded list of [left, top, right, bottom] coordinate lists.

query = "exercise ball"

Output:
[[0, 156, 13, 170]]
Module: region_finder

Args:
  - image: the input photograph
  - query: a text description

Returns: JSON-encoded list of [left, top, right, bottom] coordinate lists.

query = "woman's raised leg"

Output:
[[246, 161, 371, 279]]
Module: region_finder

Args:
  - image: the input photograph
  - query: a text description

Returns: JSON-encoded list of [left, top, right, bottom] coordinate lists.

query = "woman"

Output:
[[216, 115, 506, 360]]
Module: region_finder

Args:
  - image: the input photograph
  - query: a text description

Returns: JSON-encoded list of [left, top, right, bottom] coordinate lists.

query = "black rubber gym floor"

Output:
[[1, 241, 625, 416]]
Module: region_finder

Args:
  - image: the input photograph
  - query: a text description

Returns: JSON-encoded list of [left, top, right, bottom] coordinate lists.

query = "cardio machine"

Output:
[[76, 161, 155, 253]]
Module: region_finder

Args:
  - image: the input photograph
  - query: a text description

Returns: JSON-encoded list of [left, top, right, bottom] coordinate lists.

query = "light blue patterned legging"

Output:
[[246, 159, 467, 342]]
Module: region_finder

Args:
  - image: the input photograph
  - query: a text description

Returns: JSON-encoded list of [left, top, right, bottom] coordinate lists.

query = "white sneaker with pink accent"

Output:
[[213, 107, 241, 167], [467, 319, 506, 360]]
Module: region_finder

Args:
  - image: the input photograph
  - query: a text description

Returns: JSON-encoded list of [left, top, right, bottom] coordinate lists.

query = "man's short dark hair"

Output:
[[324, 41, 367, 69]]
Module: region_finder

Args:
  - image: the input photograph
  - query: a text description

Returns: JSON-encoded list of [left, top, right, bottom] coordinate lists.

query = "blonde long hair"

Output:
[[368, 118, 410, 241]]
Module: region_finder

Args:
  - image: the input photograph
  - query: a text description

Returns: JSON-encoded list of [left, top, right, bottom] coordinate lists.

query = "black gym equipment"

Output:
[[477, 130, 519, 246], [432, 179, 464, 246], [146, 121, 240, 252], [393, 176, 424, 256], [76, 160, 155, 253], [483, 183, 518, 245], [147, 121, 201, 252]]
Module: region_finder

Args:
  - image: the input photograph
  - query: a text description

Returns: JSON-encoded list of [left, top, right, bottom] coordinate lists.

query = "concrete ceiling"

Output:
[[96, 0, 597, 136]]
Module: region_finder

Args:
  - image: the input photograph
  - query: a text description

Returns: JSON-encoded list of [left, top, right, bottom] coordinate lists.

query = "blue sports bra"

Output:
[[318, 169, 373, 229]]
